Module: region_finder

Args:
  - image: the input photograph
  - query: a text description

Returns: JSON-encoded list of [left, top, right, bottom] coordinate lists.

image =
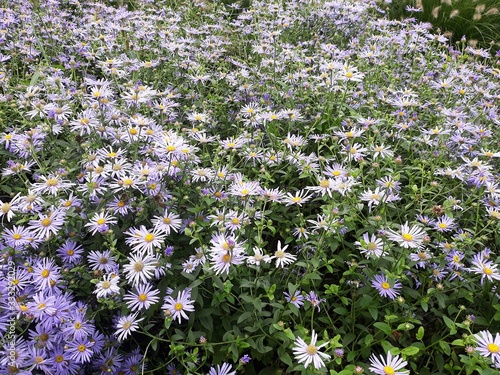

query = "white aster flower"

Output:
[[292, 330, 331, 369]]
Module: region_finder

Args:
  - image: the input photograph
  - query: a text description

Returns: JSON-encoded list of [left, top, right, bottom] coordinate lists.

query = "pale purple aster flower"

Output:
[[284, 290, 304, 308], [371, 274, 402, 300], [306, 291, 325, 311], [369, 352, 409, 374], [270, 241, 297, 268], [123, 253, 157, 286], [66, 338, 94, 363], [152, 209, 182, 235], [124, 283, 160, 311], [292, 330, 331, 369], [32, 258, 61, 291], [2, 225, 34, 249], [115, 313, 144, 341], [386, 222, 426, 248], [433, 215, 456, 232], [87, 250, 118, 273], [124, 225, 167, 255], [207, 362, 235, 375], [85, 211, 118, 235], [469, 253, 500, 284], [28, 209, 66, 239], [162, 289, 195, 323], [94, 273, 120, 299], [474, 330, 500, 367], [56, 239, 84, 265]]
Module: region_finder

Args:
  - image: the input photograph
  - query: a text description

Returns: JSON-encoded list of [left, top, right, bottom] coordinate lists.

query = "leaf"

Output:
[[439, 340, 451, 356], [237, 311, 252, 324], [374, 322, 392, 336], [442, 316, 455, 331], [368, 307, 378, 320], [416, 326, 424, 341], [401, 346, 419, 356]]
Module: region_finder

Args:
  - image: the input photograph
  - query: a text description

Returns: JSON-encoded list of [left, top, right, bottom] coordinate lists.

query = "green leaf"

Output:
[[442, 316, 455, 330], [237, 311, 252, 324], [439, 340, 451, 356], [401, 346, 419, 356], [374, 322, 392, 336], [451, 339, 464, 346], [368, 307, 378, 320], [416, 326, 424, 341]]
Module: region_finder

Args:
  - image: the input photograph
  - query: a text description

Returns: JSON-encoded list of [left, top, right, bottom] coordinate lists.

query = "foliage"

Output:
[[0, 0, 500, 375]]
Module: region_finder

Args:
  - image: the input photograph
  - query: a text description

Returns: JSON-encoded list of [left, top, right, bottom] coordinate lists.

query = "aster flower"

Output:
[[124, 225, 167, 255], [386, 222, 426, 249], [369, 351, 409, 375], [354, 233, 386, 258], [94, 273, 121, 299], [115, 313, 144, 341], [28, 209, 66, 239], [85, 211, 118, 235], [270, 241, 297, 268], [284, 290, 304, 308], [123, 253, 157, 286], [292, 330, 331, 369], [124, 283, 161, 311], [87, 250, 118, 273], [207, 362, 236, 375], [246, 247, 271, 266], [474, 330, 500, 367], [32, 258, 61, 291], [305, 291, 326, 311], [433, 215, 456, 232], [469, 254, 500, 284], [2, 225, 34, 250], [284, 190, 312, 206], [371, 274, 402, 300], [162, 289, 195, 324], [152, 209, 182, 235]]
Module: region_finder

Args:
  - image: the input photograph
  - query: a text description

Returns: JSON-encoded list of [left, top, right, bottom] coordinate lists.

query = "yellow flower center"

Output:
[[96, 218, 106, 225], [231, 218, 239, 225], [484, 267, 493, 275], [384, 366, 395, 375], [35, 356, 44, 364], [163, 217, 172, 224], [41, 218, 52, 227], [274, 250, 285, 258], [144, 233, 154, 242], [108, 152, 117, 157], [74, 322, 82, 329], [402, 233, 413, 241], [117, 201, 126, 207], [292, 197, 302, 203], [101, 281, 111, 289], [138, 294, 147, 302], [134, 262, 144, 272], [123, 178, 133, 186], [46, 178, 58, 186], [227, 142, 235, 148], [222, 253, 231, 263], [487, 343, 499, 353], [130, 128, 138, 135], [13, 233, 22, 240], [99, 257, 108, 264], [345, 72, 353, 79], [55, 355, 64, 363], [367, 242, 378, 251], [381, 282, 390, 290], [41, 269, 50, 278], [438, 223, 447, 229], [241, 189, 249, 196], [37, 303, 46, 310], [306, 344, 318, 355], [77, 344, 86, 352]]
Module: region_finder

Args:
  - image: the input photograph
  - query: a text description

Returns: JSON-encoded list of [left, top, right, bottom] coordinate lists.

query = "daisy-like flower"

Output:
[[386, 222, 426, 249], [369, 351, 409, 375], [284, 190, 312, 206], [246, 247, 272, 266], [32, 258, 61, 291], [371, 274, 402, 300], [86, 248, 118, 273], [124, 226, 167, 255], [207, 362, 236, 375], [228, 180, 261, 198], [292, 330, 331, 369], [354, 233, 386, 258], [123, 253, 157, 286], [469, 253, 500, 284], [94, 273, 120, 299], [115, 313, 144, 341], [474, 330, 500, 367], [2, 225, 34, 250], [162, 289, 195, 324], [85, 211, 118, 235], [284, 290, 304, 308], [152, 209, 182, 235], [433, 215, 456, 232], [270, 241, 297, 268], [359, 187, 386, 212], [124, 283, 160, 311], [30, 174, 74, 196], [28, 209, 66, 239]]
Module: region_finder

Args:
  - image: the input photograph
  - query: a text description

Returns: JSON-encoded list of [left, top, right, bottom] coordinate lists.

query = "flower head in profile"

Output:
[[292, 330, 331, 369], [207, 362, 235, 375], [369, 351, 409, 375]]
